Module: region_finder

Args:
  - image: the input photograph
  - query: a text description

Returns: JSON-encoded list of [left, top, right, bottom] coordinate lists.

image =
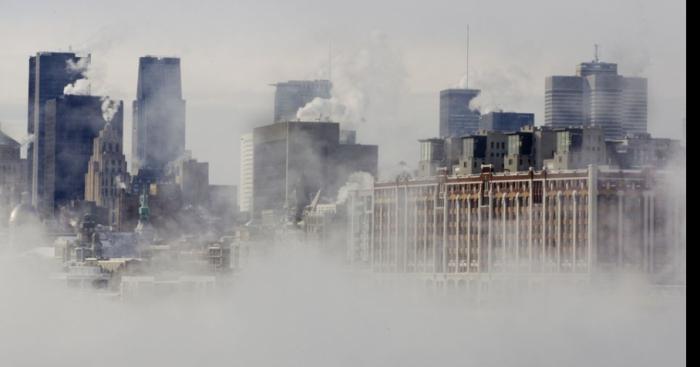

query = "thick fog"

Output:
[[0, 1, 686, 365], [0, 237, 685, 367]]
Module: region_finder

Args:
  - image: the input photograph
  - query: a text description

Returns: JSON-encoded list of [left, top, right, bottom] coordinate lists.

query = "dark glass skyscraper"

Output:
[[28, 52, 88, 203], [545, 59, 647, 139], [439, 89, 481, 138], [132, 56, 186, 177], [273, 80, 332, 122], [35, 95, 123, 217]]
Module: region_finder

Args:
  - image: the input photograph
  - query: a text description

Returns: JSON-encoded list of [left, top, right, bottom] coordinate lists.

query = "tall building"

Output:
[[0, 128, 27, 222], [84, 121, 130, 226], [439, 89, 481, 137], [28, 52, 89, 202], [252, 121, 377, 221], [174, 155, 209, 206], [239, 133, 254, 215], [480, 111, 534, 133], [273, 80, 332, 122], [35, 95, 123, 217], [545, 57, 647, 139], [132, 56, 186, 177]]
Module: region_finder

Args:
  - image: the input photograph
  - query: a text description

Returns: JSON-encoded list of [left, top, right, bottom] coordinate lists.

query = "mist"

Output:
[[0, 0, 686, 365], [0, 233, 685, 367]]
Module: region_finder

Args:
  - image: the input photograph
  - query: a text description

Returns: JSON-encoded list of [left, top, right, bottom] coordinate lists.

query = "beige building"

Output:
[[84, 122, 130, 226]]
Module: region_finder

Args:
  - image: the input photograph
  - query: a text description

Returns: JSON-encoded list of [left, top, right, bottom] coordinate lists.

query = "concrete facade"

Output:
[[239, 132, 254, 215], [358, 166, 683, 283], [84, 122, 130, 226]]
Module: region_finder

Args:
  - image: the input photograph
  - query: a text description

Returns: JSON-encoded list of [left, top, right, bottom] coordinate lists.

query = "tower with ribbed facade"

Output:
[[132, 56, 186, 179], [85, 122, 130, 226], [545, 51, 647, 140]]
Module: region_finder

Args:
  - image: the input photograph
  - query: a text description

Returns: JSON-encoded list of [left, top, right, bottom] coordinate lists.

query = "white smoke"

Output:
[[296, 30, 408, 129], [63, 78, 91, 95], [100, 96, 119, 123], [335, 171, 374, 204], [456, 64, 534, 115], [115, 175, 127, 190], [63, 57, 92, 95], [66, 57, 89, 74], [296, 97, 346, 122]]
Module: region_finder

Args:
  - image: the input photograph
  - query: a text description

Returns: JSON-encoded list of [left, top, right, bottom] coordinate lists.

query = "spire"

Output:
[[138, 189, 150, 222], [594, 44, 600, 62]]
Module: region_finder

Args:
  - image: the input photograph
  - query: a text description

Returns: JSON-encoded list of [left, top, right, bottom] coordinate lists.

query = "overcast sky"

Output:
[[0, 0, 686, 185]]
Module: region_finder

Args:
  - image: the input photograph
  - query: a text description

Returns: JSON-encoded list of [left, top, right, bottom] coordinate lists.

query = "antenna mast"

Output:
[[466, 25, 470, 88], [594, 43, 599, 62], [328, 41, 332, 82]]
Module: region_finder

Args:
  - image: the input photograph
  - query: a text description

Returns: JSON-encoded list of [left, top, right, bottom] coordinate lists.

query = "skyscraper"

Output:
[[272, 80, 332, 122], [84, 121, 129, 226], [252, 121, 377, 221], [132, 56, 186, 177], [439, 88, 481, 138], [239, 133, 254, 215], [36, 95, 123, 217], [27, 52, 88, 202], [545, 56, 647, 140]]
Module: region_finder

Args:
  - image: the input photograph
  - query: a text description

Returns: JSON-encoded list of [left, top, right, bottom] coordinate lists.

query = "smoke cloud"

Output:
[[100, 96, 119, 123], [335, 171, 374, 204], [457, 64, 535, 114], [63, 78, 91, 96], [296, 30, 408, 130]]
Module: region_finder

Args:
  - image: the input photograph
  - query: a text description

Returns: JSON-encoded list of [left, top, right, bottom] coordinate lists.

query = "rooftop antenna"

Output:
[[466, 25, 470, 88], [328, 40, 332, 82], [594, 44, 600, 62]]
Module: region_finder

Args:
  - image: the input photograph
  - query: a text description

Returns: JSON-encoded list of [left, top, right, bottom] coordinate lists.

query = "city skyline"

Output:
[[0, 0, 686, 186]]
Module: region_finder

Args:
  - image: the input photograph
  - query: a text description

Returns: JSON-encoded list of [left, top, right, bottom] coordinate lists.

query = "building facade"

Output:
[[456, 131, 508, 175], [35, 95, 123, 218], [547, 126, 607, 170], [273, 80, 332, 123], [239, 133, 254, 215], [0, 129, 27, 224], [84, 122, 130, 226], [545, 59, 647, 140], [356, 166, 683, 283], [480, 111, 534, 133], [439, 89, 481, 138], [28, 52, 89, 203], [175, 156, 209, 206], [132, 56, 186, 177], [252, 121, 378, 221]]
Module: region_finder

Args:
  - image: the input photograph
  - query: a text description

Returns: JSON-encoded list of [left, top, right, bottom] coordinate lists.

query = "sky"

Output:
[[0, 0, 686, 185]]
